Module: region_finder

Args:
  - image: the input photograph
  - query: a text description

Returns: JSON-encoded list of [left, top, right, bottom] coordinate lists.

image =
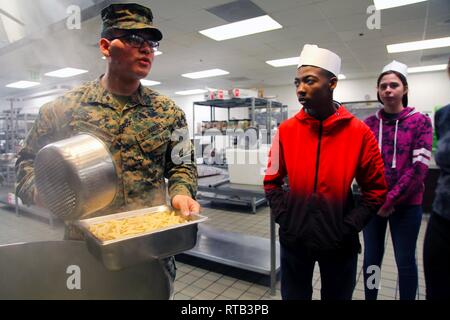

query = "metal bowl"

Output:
[[34, 133, 117, 221]]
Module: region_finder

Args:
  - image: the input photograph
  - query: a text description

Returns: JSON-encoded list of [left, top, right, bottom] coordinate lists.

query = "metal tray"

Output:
[[75, 205, 208, 271]]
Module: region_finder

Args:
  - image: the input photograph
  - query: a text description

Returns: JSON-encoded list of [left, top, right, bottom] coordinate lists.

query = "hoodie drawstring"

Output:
[[392, 120, 399, 168], [378, 117, 399, 169], [378, 118, 383, 151], [377, 108, 418, 170]]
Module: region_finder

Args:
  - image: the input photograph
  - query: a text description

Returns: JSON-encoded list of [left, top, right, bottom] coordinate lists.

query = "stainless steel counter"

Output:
[[198, 173, 267, 213]]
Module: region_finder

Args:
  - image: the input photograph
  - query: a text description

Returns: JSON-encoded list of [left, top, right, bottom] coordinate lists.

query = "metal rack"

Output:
[[193, 97, 287, 144], [1, 101, 22, 186], [192, 97, 287, 209], [343, 100, 380, 120], [1, 99, 37, 188], [193, 97, 287, 166], [1, 100, 37, 152], [0, 100, 54, 226]]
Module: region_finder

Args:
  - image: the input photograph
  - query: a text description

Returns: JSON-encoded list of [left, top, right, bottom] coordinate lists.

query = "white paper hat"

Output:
[[382, 60, 408, 78], [297, 44, 341, 76]]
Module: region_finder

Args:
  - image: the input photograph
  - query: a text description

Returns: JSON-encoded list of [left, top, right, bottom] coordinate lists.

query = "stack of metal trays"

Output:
[[75, 205, 208, 271]]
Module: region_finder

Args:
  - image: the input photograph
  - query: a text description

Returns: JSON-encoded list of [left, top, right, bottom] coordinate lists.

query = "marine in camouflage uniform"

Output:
[[16, 79, 197, 218], [15, 3, 198, 283]]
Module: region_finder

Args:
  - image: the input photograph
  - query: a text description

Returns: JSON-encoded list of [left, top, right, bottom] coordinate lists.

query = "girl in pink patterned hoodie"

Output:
[[363, 61, 433, 300]]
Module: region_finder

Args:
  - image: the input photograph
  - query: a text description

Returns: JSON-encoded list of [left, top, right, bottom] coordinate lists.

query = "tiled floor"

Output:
[[0, 201, 428, 300]]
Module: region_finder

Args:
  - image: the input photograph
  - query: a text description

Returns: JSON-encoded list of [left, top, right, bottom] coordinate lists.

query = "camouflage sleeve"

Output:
[[164, 105, 198, 200], [15, 103, 58, 205]]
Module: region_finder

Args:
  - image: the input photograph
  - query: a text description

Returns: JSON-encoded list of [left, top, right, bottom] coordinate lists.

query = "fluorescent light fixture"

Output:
[[140, 79, 161, 86], [338, 74, 346, 80], [266, 57, 298, 67], [6, 81, 40, 89], [199, 15, 282, 41], [182, 68, 229, 79], [387, 37, 450, 53], [45, 67, 88, 78], [175, 89, 208, 96], [408, 64, 447, 73], [374, 0, 427, 10]]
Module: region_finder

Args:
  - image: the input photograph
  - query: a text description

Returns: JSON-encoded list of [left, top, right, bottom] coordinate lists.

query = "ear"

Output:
[[99, 38, 111, 59], [329, 76, 338, 90], [403, 85, 408, 95]]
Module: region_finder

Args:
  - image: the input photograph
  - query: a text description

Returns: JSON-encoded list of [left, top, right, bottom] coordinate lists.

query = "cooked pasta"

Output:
[[88, 210, 190, 241]]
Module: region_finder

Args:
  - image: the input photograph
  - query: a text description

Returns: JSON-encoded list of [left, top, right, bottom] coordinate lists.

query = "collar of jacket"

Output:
[[376, 106, 417, 123], [294, 103, 354, 133], [79, 77, 154, 110]]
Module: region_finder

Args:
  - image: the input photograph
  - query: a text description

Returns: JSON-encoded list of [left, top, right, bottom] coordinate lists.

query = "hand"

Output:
[[377, 205, 394, 217], [171, 195, 201, 217], [33, 188, 45, 208]]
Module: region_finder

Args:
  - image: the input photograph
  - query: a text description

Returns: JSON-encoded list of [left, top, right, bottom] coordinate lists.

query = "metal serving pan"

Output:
[[75, 205, 207, 271]]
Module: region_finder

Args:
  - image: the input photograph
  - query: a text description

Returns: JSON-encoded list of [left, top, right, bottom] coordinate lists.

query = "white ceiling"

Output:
[[0, 0, 448, 99]]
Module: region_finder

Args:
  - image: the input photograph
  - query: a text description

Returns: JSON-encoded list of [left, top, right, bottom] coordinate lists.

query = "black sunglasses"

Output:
[[110, 34, 159, 51]]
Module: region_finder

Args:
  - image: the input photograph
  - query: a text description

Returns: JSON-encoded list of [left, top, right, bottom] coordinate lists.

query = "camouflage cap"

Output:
[[101, 3, 162, 41]]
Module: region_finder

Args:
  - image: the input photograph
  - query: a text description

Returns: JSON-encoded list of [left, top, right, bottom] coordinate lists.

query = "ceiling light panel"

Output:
[[140, 79, 161, 86], [175, 89, 208, 95], [387, 37, 450, 53], [199, 15, 282, 41], [6, 81, 40, 89], [408, 64, 447, 73], [45, 67, 88, 78], [182, 69, 229, 79], [374, 0, 428, 10], [266, 57, 298, 67]]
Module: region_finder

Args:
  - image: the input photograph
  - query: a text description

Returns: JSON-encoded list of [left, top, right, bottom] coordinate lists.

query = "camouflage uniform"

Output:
[[15, 79, 198, 281]]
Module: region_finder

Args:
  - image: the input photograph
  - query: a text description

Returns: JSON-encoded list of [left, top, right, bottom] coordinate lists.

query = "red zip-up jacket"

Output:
[[264, 105, 387, 254]]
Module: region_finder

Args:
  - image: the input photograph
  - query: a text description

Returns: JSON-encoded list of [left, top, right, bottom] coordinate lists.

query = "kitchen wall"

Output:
[[159, 93, 250, 138], [264, 70, 450, 118], [2, 70, 448, 138], [170, 69, 449, 134]]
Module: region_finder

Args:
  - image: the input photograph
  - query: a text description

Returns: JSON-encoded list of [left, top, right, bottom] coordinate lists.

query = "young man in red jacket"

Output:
[[264, 44, 387, 300]]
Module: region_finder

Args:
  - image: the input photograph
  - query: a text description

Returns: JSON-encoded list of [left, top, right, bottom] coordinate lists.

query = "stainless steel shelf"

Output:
[[0, 188, 54, 227], [186, 224, 280, 276], [191, 174, 280, 295], [194, 97, 283, 109]]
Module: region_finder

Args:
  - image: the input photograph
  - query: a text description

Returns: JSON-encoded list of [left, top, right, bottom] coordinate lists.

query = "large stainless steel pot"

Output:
[[34, 133, 117, 221], [0, 241, 171, 299]]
